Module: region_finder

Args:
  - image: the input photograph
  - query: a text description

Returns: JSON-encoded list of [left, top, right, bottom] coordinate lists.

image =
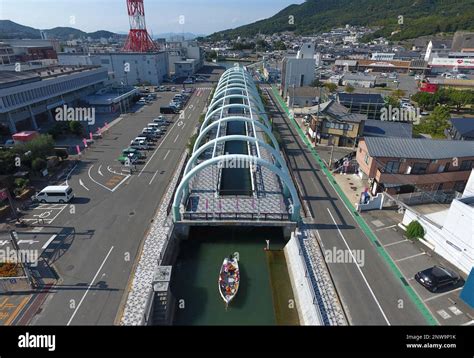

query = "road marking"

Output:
[[182, 122, 186, 129], [376, 224, 397, 231], [79, 179, 90, 191], [383, 239, 408, 247], [110, 174, 130, 192], [65, 163, 78, 186], [423, 287, 463, 303], [149, 171, 159, 185], [67, 246, 114, 326], [98, 165, 103, 176], [448, 305, 463, 316], [163, 150, 171, 161], [88, 165, 113, 192], [4, 296, 30, 326], [174, 134, 179, 143], [395, 252, 426, 262], [437, 309, 451, 320], [42, 234, 57, 250], [327, 208, 391, 325]]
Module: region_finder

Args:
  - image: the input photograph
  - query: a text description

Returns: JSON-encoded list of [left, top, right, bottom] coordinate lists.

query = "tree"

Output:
[[32, 157, 47, 172], [414, 105, 451, 138], [311, 79, 324, 87], [406, 220, 425, 240], [447, 90, 473, 112], [324, 82, 338, 93], [392, 89, 406, 99], [384, 95, 400, 108], [14, 134, 54, 162], [411, 91, 436, 111], [344, 84, 355, 93]]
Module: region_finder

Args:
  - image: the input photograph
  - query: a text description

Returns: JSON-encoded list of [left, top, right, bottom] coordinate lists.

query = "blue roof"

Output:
[[450, 118, 474, 138], [363, 120, 413, 138]]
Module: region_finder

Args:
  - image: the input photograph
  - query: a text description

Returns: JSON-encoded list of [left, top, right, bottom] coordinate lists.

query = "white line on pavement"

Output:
[[383, 239, 408, 247], [423, 287, 463, 303], [88, 165, 113, 192], [79, 179, 90, 191], [67, 246, 114, 326], [163, 150, 171, 161], [327, 208, 391, 325], [42, 235, 57, 250], [111, 175, 131, 192], [149, 171, 159, 185], [98, 165, 103, 176], [174, 134, 179, 143], [395, 252, 426, 262], [376, 224, 397, 231]]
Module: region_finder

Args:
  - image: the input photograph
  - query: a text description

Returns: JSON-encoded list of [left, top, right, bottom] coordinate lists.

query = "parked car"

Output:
[[171, 86, 177, 92], [183, 78, 194, 84], [123, 147, 145, 159], [160, 106, 178, 114], [130, 139, 149, 150], [118, 153, 139, 165], [33, 185, 74, 204], [137, 99, 147, 105], [415, 265, 461, 292]]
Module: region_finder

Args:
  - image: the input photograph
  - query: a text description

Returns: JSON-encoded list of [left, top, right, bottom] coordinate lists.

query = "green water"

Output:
[[219, 120, 252, 196], [171, 227, 286, 325]]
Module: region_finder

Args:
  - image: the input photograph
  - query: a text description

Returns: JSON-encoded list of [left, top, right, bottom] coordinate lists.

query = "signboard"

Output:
[[430, 58, 474, 68]]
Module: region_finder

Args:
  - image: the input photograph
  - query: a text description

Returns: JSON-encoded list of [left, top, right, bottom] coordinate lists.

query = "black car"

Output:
[[415, 265, 461, 292]]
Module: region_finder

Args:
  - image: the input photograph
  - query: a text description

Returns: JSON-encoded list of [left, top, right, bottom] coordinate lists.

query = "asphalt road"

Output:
[[265, 87, 429, 325], [19, 86, 211, 325]]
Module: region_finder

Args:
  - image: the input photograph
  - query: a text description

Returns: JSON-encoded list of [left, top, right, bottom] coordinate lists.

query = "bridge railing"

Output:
[[182, 212, 292, 221]]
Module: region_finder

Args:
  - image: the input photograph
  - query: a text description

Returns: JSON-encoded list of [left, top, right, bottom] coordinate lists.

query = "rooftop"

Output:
[[450, 118, 474, 138], [363, 119, 413, 138], [363, 137, 474, 159]]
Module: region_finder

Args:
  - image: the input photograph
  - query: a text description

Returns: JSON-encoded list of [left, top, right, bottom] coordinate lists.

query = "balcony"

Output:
[[375, 168, 472, 186]]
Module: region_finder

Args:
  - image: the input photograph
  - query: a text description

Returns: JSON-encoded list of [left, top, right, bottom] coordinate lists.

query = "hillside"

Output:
[[209, 0, 474, 41], [0, 20, 123, 40]]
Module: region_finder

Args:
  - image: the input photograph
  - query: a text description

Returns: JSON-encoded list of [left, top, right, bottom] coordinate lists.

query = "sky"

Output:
[[0, 0, 305, 35]]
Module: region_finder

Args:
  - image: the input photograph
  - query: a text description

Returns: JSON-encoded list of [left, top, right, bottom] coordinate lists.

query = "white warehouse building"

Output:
[[58, 52, 169, 86]]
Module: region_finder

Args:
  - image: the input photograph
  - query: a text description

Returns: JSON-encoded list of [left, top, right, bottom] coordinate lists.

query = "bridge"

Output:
[[172, 66, 301, 226]]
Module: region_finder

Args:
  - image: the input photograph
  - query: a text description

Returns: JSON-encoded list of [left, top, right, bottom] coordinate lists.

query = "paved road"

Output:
[[265, 87, 429, 325], [17, 87, 211, 325]]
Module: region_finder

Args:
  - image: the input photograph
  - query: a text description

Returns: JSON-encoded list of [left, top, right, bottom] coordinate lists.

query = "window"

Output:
[[411, 162, 428, 175], [348, 124, 354, 130], [384, 161, 400, 174], [444, 162, 450, 172], [364, 153, 369, 165], [454, 181, 466, 192], [460, 160, 473, 171]]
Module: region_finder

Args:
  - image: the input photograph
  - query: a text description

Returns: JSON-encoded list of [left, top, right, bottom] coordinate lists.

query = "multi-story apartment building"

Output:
[[357, 137, 474, 195]]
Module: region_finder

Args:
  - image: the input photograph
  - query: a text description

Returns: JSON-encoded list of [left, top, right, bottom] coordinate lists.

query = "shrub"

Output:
[[69, 121, 84, 136], [14, 178, 29, 189], [406, 220, 425, 240], [32, 157, 47, 172]]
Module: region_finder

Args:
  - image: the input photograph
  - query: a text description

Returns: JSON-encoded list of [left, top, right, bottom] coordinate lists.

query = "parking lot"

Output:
[[362, 209, 474, 325]]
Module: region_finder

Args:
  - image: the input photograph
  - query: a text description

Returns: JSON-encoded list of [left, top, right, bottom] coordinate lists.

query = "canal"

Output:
[[171, 226, 289, 325]]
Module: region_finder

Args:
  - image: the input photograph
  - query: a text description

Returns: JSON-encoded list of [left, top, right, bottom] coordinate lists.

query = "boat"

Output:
[[218, 253, 240, 308]]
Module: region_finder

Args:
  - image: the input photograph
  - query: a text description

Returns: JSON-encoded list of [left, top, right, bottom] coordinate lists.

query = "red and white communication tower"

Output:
[[123, 0, 157, 52]]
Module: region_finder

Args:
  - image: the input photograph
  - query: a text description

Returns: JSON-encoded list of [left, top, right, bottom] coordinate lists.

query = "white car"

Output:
[[137, 99, 147, 105]]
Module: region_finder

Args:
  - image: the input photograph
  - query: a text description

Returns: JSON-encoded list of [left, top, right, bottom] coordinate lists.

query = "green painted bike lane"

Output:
[[270, 85, 437, 325]]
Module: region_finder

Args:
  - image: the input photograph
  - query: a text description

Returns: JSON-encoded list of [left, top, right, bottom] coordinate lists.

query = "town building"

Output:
[[337, 93, 385, 120], [357, 137, 474, 196], [0, 65, 108, 134], [58, 51, 169, 86], [341, 73, 376, 88], [287, 86, 321, 108], [448, 118, 474, 141], [362, 119, 413, 138]]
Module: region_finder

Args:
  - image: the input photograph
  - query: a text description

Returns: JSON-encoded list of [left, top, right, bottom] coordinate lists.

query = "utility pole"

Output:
[[328, 143, 335, 169]]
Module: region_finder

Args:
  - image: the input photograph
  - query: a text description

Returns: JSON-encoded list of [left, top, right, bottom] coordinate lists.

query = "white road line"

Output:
[[98, 165, 103, 176], [88, 165, 113, 192], [111, 174, 131, 192], [79, 179, 90, 191], [42, 235, 57, 250], [174, 134, 179, 143], [383, 239, 408, 247], [182, 122, 186, 129], [163, 150, 171, 161], [376, 224, 397, 231], [137, 117, 181, 177], [395, 252, 426, 262], [65, 163, 78, 186], [423, 287, 463, 303], [149, 171, 159, 185], [327, 208, 391, 325], [67, 246, 114, 326]]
